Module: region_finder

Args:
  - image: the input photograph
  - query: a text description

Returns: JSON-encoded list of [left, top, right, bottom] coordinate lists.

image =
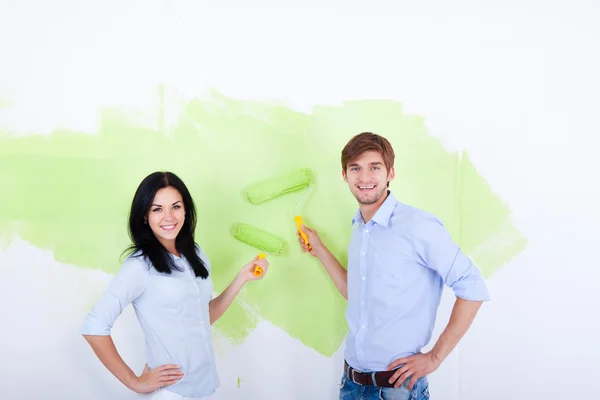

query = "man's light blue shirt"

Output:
[[345, 191, 490, 372], [80, 247, 219, 397]]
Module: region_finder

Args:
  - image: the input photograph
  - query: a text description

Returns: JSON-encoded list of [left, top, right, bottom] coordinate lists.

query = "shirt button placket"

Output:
[[358, 223, 370, 366], [188, 263, 207, 334]]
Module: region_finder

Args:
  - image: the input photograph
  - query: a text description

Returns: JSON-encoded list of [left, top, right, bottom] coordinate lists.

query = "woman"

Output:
[[81, 171, 269, 399]]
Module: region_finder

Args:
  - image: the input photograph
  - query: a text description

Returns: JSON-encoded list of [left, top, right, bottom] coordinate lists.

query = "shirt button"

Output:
[[362, 276, 366, 280], [365, 230, 369, 233], [361, 325, 365, 329], [361, 252, 365, 255]]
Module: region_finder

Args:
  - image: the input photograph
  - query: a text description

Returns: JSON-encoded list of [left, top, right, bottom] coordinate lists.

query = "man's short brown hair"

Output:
[[341, 132, 395, 172]]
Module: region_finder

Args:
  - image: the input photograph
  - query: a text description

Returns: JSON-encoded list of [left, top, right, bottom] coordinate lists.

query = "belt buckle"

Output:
[[351, 368, 359, 385]]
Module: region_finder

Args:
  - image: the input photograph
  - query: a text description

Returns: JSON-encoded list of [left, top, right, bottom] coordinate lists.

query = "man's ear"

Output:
[[388, 166, 395, 182]]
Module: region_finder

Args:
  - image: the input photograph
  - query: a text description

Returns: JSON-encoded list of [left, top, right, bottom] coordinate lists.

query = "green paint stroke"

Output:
[[0, 88, 526, 356]]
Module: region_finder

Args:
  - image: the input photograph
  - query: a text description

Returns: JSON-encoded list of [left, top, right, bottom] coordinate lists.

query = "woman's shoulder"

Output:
[[119, 251, 153, 276]]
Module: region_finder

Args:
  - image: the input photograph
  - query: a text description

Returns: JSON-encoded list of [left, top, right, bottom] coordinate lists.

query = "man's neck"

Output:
[[359, 190, 389, 223]]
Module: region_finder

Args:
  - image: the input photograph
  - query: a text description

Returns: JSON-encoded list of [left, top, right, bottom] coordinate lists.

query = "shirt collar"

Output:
[[351, 208, 363, 226], [351, 191, 398, 228]]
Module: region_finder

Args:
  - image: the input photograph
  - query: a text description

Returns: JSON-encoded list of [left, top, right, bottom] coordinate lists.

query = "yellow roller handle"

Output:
[[254, 253, 266, 277], [294, 215, 312, 251]]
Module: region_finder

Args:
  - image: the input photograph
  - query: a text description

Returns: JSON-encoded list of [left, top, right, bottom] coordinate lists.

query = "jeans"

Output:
[[339, 370, 430, 400]]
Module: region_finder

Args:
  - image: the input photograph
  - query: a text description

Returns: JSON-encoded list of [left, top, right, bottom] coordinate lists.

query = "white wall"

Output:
[[1, 1, 599, 399]]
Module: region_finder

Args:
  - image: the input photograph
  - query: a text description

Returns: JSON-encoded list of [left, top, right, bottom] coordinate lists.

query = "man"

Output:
[[298, 132, 490, 399]]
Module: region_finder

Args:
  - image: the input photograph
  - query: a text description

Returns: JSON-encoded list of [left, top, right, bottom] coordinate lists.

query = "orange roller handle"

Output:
[[294, 215, 312, 251], [253, 253, 266, 277]]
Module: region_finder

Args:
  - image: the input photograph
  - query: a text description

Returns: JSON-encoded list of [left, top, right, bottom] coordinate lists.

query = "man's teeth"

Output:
[[359, 186, 375, 190]]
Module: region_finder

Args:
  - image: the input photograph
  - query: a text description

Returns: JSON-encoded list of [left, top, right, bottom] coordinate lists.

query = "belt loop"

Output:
[[371, 371, 378, 387]]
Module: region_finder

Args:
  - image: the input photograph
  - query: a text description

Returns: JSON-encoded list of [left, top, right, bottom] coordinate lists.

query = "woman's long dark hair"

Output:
[[123, 171, 208, 278]]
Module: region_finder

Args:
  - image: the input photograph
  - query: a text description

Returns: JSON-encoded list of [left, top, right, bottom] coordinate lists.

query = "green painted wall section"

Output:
[[0, 88, 526, 356]]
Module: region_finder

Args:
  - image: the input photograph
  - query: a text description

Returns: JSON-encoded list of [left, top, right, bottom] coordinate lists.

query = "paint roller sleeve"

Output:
[[234, 223, 284, 255], [245, 169, 310, 205]]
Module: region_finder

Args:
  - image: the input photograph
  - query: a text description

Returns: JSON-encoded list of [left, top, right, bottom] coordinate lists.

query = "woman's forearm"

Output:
[[209, 275, 246, 324], [83, 335, 139, 391]]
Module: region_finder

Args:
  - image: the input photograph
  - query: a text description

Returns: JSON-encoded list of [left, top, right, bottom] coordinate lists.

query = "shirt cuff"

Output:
[[451, 276, 491, 302], [80, 314, 112, 336]]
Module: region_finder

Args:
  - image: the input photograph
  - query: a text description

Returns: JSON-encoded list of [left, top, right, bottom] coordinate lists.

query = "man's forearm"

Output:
[[316, 247, 348, 300], [430, 297, 483, 362]]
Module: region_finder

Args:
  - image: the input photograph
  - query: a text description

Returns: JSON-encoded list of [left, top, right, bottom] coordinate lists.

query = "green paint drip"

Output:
[[212, 296, 259, 347], [0, 88, 526, 356]]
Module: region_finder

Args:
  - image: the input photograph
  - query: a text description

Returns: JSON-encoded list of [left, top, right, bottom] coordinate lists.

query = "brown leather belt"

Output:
[[344, 361, 397, 388]]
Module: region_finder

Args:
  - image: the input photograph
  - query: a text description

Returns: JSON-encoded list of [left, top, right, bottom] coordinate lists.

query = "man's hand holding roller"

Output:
[[297, 224, 348, 300]]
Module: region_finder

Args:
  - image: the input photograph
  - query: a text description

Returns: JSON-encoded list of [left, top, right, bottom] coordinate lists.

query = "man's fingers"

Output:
[[297, 235, 309, 250], [301, 224, 311, 233], [407, 375, 419, 391], [388, 365, 407, 384], [297, 233, 307, 244], [390, 367, 411, 387], [387, 358, 408, 370]]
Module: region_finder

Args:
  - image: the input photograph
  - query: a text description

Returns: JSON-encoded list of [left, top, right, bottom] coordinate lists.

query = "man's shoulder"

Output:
[[392, 202, 442, 228]]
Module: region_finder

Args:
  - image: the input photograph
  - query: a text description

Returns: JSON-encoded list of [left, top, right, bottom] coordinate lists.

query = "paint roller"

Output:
[[244, 169, 312, 250], [234, 224, 282, 276], [293, 184, 312, 251]]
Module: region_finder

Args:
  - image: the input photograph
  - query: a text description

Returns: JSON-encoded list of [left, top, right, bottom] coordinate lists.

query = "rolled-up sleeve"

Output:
[[415, 216, 490, 301], [80, 257, 148, 335]]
